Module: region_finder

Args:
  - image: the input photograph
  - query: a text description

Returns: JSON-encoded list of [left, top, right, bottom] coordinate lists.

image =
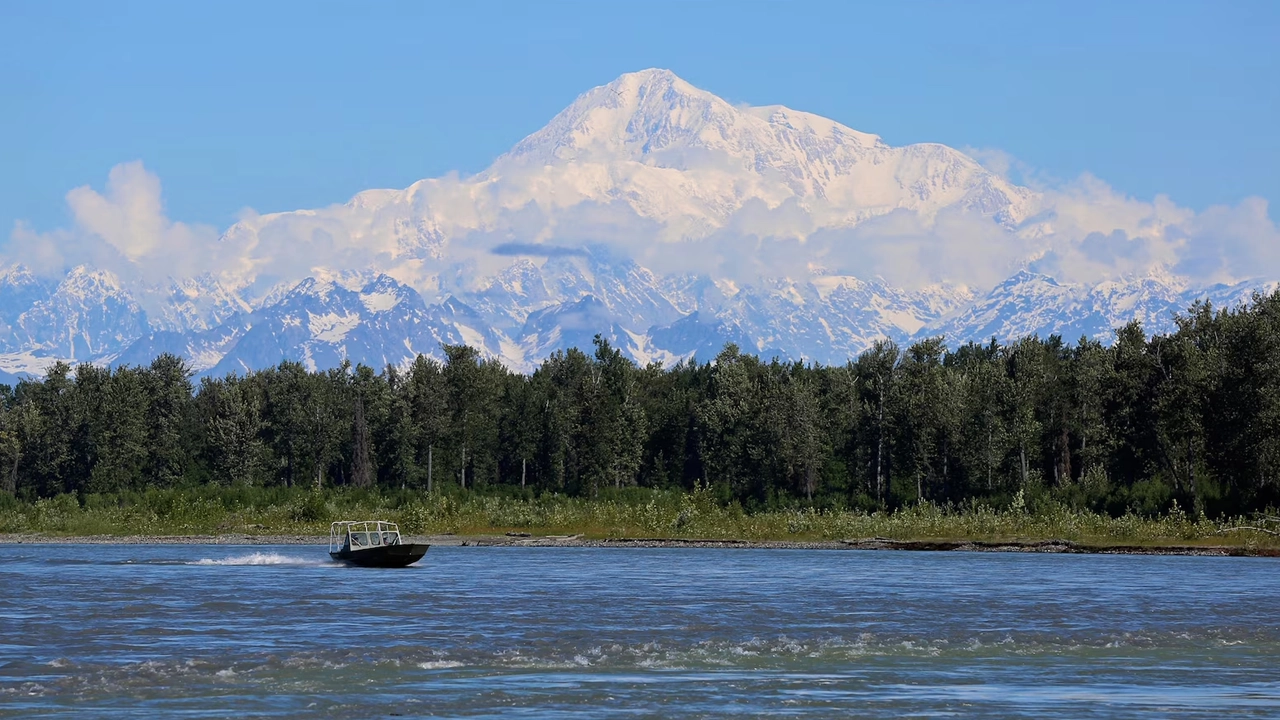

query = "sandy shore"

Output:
[[1, 532, 1276, 556]]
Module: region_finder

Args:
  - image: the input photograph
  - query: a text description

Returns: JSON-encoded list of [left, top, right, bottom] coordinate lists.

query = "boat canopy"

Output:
[[330, 520, 403, 553]]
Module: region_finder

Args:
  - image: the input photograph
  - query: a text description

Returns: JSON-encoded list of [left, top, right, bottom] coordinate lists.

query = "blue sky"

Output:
[[2, 0, 1277, 235]]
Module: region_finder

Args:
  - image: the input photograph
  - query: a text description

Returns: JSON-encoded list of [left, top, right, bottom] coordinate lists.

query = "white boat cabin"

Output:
[[330, 520, 403, 553]]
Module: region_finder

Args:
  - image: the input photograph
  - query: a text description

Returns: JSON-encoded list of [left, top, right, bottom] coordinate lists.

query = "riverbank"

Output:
[[4, 487, 1278, 555], [2, 532, 1276, 556]]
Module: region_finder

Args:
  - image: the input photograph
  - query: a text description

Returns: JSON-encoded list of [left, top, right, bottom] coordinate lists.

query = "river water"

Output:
[[1, 544, 1277, 718]]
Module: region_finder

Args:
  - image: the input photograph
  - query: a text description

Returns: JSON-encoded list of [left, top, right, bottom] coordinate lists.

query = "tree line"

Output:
[[4, 290, 1280, 518]]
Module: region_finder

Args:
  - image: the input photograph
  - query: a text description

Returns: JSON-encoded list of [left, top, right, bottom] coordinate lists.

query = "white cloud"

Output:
[[5, 161, 221, 283], [803, 208, 1033, 291], [8, 158, 1280, 310], [960, 146, 1063, 193], [1173, 197, 1280, 284], [1017, 176, 1280, 287]]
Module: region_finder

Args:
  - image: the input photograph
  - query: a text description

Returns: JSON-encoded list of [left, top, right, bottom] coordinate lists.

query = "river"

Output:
[[1, 544, 1277, 718]]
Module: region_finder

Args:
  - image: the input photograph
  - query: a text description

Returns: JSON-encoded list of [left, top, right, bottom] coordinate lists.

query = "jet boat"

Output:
[[328, 520, 429, 567]]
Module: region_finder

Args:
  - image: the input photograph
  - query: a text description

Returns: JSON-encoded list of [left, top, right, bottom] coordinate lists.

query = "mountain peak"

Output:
[[486, 69, 1030, 228], [605, 68, 688, 95], [496, 68, 730, 166], [61, 265, 125, 293], [498, 68, 888, 171]]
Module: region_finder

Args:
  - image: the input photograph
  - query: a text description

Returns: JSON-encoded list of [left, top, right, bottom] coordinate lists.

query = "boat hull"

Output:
[[329, 543, 429, 568]]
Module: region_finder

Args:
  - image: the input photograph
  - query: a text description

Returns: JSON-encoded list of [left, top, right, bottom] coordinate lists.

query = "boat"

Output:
[[328, 520, 429, 567]]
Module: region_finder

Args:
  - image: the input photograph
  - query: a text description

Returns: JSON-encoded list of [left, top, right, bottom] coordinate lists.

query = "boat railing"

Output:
[[330, 520, 402, 553]]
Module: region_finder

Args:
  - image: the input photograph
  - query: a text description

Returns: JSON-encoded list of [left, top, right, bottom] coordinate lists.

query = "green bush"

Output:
[[0, 485, 1274, 549], [289, 491, 332, 523]]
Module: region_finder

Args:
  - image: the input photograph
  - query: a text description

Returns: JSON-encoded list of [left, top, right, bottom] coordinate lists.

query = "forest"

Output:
[[4, 289, 1280, 522]]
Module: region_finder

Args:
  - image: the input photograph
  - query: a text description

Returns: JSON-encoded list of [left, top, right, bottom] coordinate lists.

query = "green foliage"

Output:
[[0, 485, 1275, 550], [289, 491, 332, 523], [5, 295, 1280, 528]]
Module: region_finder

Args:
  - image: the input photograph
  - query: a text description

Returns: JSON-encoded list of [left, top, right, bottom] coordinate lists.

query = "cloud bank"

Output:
[[8, 162, 222, 284], [6, 160, 1279, 303]]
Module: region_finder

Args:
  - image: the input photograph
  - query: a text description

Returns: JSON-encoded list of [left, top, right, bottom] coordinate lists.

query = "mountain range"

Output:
[[0, 69, 1269, 380]]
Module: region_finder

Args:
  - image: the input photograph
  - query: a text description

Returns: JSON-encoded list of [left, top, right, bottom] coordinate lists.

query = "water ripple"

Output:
[[2, 545, 1278, 718]]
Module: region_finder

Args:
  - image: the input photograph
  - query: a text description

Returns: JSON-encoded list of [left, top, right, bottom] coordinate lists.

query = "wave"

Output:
[[190, 552, 328, 566], [19, 635, 1280, 709], [417, 660, 466, 670]]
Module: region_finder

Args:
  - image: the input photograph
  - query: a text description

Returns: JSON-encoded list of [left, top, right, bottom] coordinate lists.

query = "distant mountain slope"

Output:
[[927, 271, 1271, 346]]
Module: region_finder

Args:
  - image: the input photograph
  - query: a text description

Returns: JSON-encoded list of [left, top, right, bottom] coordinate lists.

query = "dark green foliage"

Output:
[[8, 292, 1280, 519]]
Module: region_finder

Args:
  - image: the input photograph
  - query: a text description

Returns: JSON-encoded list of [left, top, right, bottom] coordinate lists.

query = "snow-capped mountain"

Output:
[[925, 271, 1272, 346], [484, 68, 1036, 231], [156, 274, 252, 334], [0, 266, 54, 350], [0, 69, 1272, 379], [14, 267, 148, 360], [207, 69, 1039, 297]]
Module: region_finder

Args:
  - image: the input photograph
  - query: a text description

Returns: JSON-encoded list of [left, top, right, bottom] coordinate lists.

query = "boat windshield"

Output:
[[330, 521, 402, 552]]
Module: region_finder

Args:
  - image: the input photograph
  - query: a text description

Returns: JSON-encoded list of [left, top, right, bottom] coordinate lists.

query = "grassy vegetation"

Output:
[[1, 485, 1277, 550]]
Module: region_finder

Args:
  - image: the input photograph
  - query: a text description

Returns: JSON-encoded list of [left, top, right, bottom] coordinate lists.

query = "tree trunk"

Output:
[[986, 427, 992, 489], [3, 452, 16, 495], [1080, 404, 1088, 457], [942, 438, 949, 497], [352, 394, 372, 488], [875, 379, 885, 505], [1058, 426, 1071, 486], [427, 444, 433, 494], [522, 457, 526, 489], [460, 445, 467, 490], [1020, 443, 1028, 488], [1187, 437, 1198, 510]]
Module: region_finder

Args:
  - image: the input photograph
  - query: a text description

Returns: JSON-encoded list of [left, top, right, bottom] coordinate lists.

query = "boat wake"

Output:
[[190, 552, 328, 567]]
